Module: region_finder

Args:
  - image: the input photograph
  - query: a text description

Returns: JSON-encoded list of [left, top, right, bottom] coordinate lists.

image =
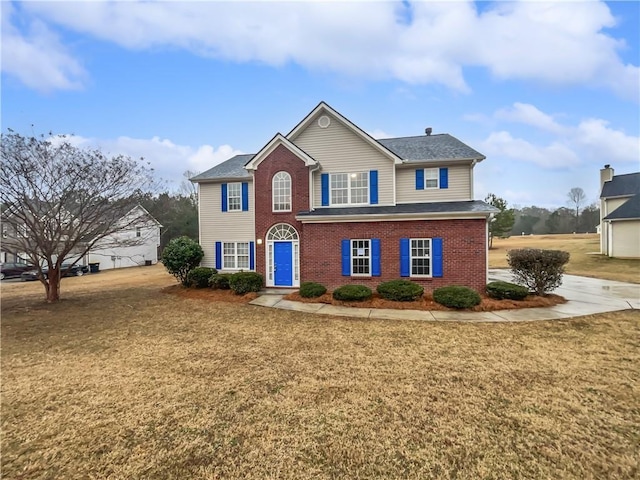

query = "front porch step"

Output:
[[259, 288, 299, 295]]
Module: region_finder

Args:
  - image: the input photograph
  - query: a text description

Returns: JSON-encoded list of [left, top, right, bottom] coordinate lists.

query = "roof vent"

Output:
[[604, 164, 611, 169], [425, 127, 432, 136]]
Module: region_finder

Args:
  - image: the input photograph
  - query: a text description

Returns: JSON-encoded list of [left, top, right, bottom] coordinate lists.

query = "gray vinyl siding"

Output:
[[198, 181, 255, 269], [396, 165, 472, 203], [293, 113, 395, 207]]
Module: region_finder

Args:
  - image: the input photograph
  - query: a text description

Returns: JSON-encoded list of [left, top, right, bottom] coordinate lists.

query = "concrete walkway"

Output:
[[249, 270, 640, 322]]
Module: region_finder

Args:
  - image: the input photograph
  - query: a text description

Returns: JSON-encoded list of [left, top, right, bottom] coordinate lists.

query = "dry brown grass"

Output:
[[2, 265, 639, 479], [490, 234, 640, 283]]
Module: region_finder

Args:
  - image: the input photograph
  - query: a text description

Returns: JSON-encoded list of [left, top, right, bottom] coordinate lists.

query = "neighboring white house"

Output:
[[83, 205, 162, 270], [599, 165, 640, 259]]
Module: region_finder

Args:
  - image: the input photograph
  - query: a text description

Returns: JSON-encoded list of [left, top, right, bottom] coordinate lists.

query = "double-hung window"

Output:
[[424, 168, 439, 189], [351, 239, 370, 275], [223, 242, 249, 269], [410, 239, 431, 276], [331, 172, 368, 205], [227, 183, 242, 211], [272, 172, 291, 212]]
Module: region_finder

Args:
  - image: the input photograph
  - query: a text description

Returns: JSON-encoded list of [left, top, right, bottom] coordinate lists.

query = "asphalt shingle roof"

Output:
[[297, 200, 498, 217], [603, 194, 640, 220], [378, 134, 485, 162], [600, 172, 640, 198], [190, 154, 254, 182]]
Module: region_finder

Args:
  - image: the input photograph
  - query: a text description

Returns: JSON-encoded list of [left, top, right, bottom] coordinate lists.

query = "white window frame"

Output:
[[351, 239, 371, 276], [227, 182, 242, 212], [272, 171, 292, 212], [410, 238, 432, 277], [424, 168, 439, 189], [222, 241, 250, 270], [330, 172, 369, 206]]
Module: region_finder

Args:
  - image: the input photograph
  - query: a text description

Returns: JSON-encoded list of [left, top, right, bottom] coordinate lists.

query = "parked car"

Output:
[[0, 262, 35, 280], [21, 264, 90, 281]]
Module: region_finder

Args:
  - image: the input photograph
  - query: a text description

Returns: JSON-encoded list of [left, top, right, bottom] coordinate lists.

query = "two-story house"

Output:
[[599, 165, 640, 258], [191, 102, 498, 292]]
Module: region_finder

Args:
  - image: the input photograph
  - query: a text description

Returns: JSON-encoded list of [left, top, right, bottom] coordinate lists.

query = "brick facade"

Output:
[[301, 219, 487, 292], [253, 144, 488, 293]]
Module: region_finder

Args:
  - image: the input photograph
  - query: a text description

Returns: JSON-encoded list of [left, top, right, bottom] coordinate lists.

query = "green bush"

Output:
[[507, 248, 570, 295], [332, 284, 372, 302], [229, 272, 264, 295], [486, 280, 529, 300], [209, 273, 232, 290], [161, 236, 205, 287], [377, 279, 424, 302], [433, 285, 481, 309], [299, 281, 327, 298], [187, 267, 217, 288]]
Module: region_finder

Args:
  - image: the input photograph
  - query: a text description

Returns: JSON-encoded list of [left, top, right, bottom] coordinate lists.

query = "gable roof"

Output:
[[378, 134, 485, 162], [190, 154, 254, 182], [244, 133, 318, 171], [286, 101, 403, 165], [603, 194, 640, 221], [601, 172, 640, 198]]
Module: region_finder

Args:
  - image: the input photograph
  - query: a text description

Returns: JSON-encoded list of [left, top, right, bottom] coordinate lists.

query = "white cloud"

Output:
[[8, 1, 638, 99], [481, 131, 580, 169], [574, 118, 640, 165], [495, 103, 567, 135], [0, 3, 87, 92], [368, 129, 393, 140], [51, 134, 243, 190]]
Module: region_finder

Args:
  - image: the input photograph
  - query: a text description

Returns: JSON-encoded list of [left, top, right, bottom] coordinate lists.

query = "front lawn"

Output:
[[2, 269, 639, 479]]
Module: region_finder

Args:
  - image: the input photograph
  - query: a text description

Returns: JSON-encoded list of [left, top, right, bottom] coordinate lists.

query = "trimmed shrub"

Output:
[[229, 272, 264, 295], [332, 284, 372, 302], [161, 236, 204, 286], [486, 280, 529, 300], [377, 279, 424, 302], [299, 281, 327, 298], [209, 273, 232, 290], [507, 248, 570, 296], [433, 285, 481, 309], [187, 267, 216, 289]]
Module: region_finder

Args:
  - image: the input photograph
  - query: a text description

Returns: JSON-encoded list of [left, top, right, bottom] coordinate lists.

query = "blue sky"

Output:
[[2, 0, 639, 209]]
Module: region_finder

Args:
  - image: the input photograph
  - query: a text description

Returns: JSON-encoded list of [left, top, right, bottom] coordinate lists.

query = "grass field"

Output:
[[490, 234, 640, 284], [2, 236, 639, 479]]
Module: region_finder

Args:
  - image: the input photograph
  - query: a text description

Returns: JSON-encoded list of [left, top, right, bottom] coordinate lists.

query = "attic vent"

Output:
[[318, 115, 331, 128]]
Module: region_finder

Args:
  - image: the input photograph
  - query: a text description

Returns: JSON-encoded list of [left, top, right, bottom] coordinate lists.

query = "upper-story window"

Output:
[[227, 182, 242, 211], [424, 168, 439, 189], [272, 172, 291, 212], [331, 172, 368, 205], [135, 226, 142, 237]]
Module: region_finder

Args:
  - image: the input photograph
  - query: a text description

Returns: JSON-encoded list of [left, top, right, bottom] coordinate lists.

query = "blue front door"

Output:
[[274, 241, 293, 286]]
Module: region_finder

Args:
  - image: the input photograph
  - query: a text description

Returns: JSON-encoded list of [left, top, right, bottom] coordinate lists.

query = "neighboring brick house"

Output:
[[599, 165, 640, 258], [191, 102, 498, 292]]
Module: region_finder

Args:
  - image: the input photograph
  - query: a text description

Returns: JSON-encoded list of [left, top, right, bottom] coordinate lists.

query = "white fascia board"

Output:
[[296, 211, 492, 224], [244, 133, 317, 171]]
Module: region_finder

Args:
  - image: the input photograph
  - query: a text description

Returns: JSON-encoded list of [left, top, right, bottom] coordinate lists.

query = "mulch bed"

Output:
[[162, 285, 566, 312]]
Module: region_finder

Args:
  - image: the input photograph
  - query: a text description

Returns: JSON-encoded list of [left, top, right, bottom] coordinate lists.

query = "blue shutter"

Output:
[[415, 169, 424, 190], [241, 182, 249, 211], [400, 238, 410, 277], [321, 174, 329, 206], [439, 168, 448, 189], [221, 184, 228, 212], [371, 238, 381, 276], [432, 237, 443, 277], [369, 170, 378, 205], [341, 239, 350, 276], [249, 241, 255, 270], [215, 242, 222, 270]]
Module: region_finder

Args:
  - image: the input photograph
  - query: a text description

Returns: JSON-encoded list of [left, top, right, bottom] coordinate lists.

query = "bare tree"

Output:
[[1, 130, 155, 303], [179, 170, 199, 208], [567, 187, 586, 232]]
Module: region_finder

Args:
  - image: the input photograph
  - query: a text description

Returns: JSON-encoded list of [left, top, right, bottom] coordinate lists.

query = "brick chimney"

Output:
[[600, 164, 614, 190]]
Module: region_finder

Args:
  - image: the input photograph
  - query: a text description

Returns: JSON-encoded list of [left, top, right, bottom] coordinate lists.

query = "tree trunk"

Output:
[[45, 269, 61, 303]]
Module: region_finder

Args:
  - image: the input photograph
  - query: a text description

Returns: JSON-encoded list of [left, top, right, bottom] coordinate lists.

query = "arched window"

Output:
[[272, 171, 291, 212], [267, 223, 298, 241]]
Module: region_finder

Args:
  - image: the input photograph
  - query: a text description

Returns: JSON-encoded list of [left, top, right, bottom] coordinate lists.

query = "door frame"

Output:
[[265, 224, 300, 288]]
